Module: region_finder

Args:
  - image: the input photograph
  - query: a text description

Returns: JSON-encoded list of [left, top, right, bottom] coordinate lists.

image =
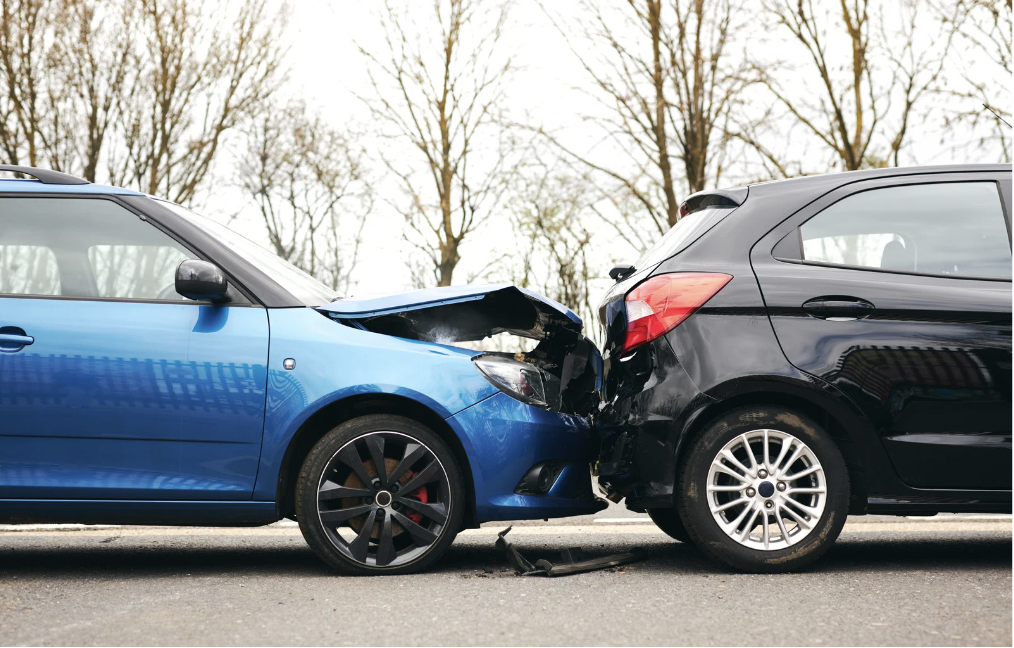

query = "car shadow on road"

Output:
[[0, 533, 1008, 579], [0, 541, 331, 579]]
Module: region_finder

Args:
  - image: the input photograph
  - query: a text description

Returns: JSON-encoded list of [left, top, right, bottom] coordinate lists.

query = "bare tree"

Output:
[[541, 0, 753, 244], [47, 0, 136, 180], [237, 102, 372, 295], [357, 0, 516, 287], [937, 0, 1012, 161], [756, 0, 960, 171], [0, 0, 58, 167], [113, 0, 287, 204], [508, 157, 597, 329]]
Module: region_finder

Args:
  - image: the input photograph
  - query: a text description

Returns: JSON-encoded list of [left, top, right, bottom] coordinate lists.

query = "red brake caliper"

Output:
[[405, 471, 428, 524]]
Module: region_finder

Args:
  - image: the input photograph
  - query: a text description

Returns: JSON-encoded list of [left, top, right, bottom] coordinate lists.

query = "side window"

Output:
[[800, 182, 1012, 280], [0, 197, 194, 300]]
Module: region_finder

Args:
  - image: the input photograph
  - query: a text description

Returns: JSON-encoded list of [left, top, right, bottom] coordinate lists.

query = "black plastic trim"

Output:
[[0, 165, 89, 185]]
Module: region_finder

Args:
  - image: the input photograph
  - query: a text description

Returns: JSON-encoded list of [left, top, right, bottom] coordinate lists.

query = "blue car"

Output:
[[0, 166, 605, 574]]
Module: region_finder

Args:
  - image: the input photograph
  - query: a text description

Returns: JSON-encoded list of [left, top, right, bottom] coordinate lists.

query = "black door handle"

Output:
[[801, 296, 875, 321]]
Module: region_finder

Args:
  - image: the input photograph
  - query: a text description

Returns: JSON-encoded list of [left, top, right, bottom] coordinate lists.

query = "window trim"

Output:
[[769, 175, 1012, 283], [0, 193, 255, 306]]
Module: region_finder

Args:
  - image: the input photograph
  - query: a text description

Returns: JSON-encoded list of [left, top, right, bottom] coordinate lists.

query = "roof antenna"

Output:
[[983, 103, 1012, 129]]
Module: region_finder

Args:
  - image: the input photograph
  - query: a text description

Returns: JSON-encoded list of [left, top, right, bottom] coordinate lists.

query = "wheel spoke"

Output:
[[786, 486, 826, 495], [719, 450, 754, 479], [375, 514, 397, 566], [739, 506, 760, 542], [712, 464, 750, 483], [780, 501, 812, 529], [713, 497, 748, 513], [783, 496, 820, 518], [318, 481, 373, 501], [397, 498, 447, 525], [390, 510, 437, 547], [707, 483, 746, 492], [774, 504, 793, 545], [743, 439, 759, 472], [762, 513, 770, 550], [338, 444, 373, 487], [397, 460, 441, 495], [388, 443, 428, 485], [347, 508, 378, 562], [783, 464, 821, 481], [763, 430, 771, 469], [771, 438, 794, 473], [319, 504, 374, 524], [365, 435, 388, 487], [775, 444, 806, 477], [723, 501, 754, 533]]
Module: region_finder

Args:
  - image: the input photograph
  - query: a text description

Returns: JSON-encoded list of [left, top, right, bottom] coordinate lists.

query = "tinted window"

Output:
[[634, 206, 736, 271], [0, 197, 194, 299], [800, 182, 1011, 280]]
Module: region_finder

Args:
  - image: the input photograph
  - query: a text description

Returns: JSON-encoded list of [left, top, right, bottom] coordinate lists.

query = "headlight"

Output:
[[472, 355, 548, 408]]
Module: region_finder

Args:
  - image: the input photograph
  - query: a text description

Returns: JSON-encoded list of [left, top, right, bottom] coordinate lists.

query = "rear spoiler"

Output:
[[679, 186, 748, 218]]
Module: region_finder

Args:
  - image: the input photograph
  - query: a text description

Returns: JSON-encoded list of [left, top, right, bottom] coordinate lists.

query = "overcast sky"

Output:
[[201, 0, 1010, 302]]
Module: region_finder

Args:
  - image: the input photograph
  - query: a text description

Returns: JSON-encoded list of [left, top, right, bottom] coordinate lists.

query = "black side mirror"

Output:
[[609, 265, 635, 281], [176, 259, 228, 302]]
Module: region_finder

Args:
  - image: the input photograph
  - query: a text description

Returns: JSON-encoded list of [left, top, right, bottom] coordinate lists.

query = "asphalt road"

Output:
[[0, 510, 1009, 646]]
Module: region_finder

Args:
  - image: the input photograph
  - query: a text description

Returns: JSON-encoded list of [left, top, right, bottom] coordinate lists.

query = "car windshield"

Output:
[[157, 200, 337, 306]]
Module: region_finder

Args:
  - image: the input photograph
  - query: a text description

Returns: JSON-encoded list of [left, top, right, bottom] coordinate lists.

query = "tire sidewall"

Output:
[[295, 414, 465, 575], [678, 406, 849, 572]]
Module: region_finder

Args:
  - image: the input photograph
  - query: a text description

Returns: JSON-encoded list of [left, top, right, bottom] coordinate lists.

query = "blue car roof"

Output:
[[322, 283, 583, 326], [0, 179, 143, 195]]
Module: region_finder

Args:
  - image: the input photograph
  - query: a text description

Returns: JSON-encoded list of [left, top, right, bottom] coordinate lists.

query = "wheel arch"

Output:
[[674, 379, 876, 514], [274, 393, 478, 527]]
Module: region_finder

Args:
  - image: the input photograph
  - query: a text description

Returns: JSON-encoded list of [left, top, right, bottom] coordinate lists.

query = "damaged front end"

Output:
[[320, 284, 602, 418]]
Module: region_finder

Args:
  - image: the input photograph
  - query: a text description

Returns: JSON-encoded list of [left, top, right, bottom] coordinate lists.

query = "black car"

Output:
[[595, 164, 1012, 572]]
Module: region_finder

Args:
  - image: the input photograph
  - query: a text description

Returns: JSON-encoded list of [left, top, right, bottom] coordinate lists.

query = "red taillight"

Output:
[[621, 272, 732, 355]]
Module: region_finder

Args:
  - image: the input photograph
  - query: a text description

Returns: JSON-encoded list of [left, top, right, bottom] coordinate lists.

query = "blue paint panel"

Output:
[[0, 298, 267, 499], [322, 283, 582, 325], [446, 392, 605, 521], [253, 307, 499, 500]]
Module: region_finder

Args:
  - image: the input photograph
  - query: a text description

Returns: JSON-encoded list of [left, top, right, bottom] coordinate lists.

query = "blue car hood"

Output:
[[319, 284, 583, 343]]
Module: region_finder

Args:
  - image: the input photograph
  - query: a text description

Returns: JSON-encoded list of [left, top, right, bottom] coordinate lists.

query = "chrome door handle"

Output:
[[0, 330, 34, 352]]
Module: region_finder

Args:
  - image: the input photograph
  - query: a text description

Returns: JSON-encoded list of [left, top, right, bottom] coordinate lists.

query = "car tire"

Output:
[[676, 405, 849, 573], [647, 507, 692, 543], [296, 414, 465, 575]]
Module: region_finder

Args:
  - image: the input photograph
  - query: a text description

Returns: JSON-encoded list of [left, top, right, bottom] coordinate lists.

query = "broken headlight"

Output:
[[472, 355, 549, 408]]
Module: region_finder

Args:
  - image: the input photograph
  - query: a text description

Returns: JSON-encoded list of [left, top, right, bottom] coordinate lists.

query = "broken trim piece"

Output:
[[494, 526, 646, 577]]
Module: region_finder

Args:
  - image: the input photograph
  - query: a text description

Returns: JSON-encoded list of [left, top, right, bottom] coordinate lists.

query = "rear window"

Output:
[[633, 206, 737, 271]]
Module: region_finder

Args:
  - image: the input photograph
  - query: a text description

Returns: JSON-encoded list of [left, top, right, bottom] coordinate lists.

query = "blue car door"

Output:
[[0, 196, 268, 500]]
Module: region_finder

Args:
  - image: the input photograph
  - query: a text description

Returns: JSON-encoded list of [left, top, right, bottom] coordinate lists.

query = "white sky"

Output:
[[200, 0, 1011, 303]]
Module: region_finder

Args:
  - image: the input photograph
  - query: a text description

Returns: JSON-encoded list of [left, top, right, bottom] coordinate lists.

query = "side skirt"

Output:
[[0, 500, 279, 526]]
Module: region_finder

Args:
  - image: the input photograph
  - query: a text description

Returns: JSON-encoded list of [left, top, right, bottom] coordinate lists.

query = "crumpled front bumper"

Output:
[[446, 391, 607, 522]]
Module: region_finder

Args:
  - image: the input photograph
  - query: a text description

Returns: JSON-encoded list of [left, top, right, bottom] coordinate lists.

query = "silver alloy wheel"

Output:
[[706, 428, 826, 550]]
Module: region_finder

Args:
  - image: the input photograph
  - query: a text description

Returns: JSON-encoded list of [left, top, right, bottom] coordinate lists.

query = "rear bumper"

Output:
[[446, 392, 607, 522], [594, 335, 713, 509]]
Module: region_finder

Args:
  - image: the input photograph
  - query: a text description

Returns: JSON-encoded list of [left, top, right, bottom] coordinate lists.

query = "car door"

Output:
[[751, 172, 1012, 490], [0, 195, 269, 500]]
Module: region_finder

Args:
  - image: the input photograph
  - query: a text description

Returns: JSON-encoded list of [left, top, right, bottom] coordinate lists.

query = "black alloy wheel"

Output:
[[296, 415, 464, 575]]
